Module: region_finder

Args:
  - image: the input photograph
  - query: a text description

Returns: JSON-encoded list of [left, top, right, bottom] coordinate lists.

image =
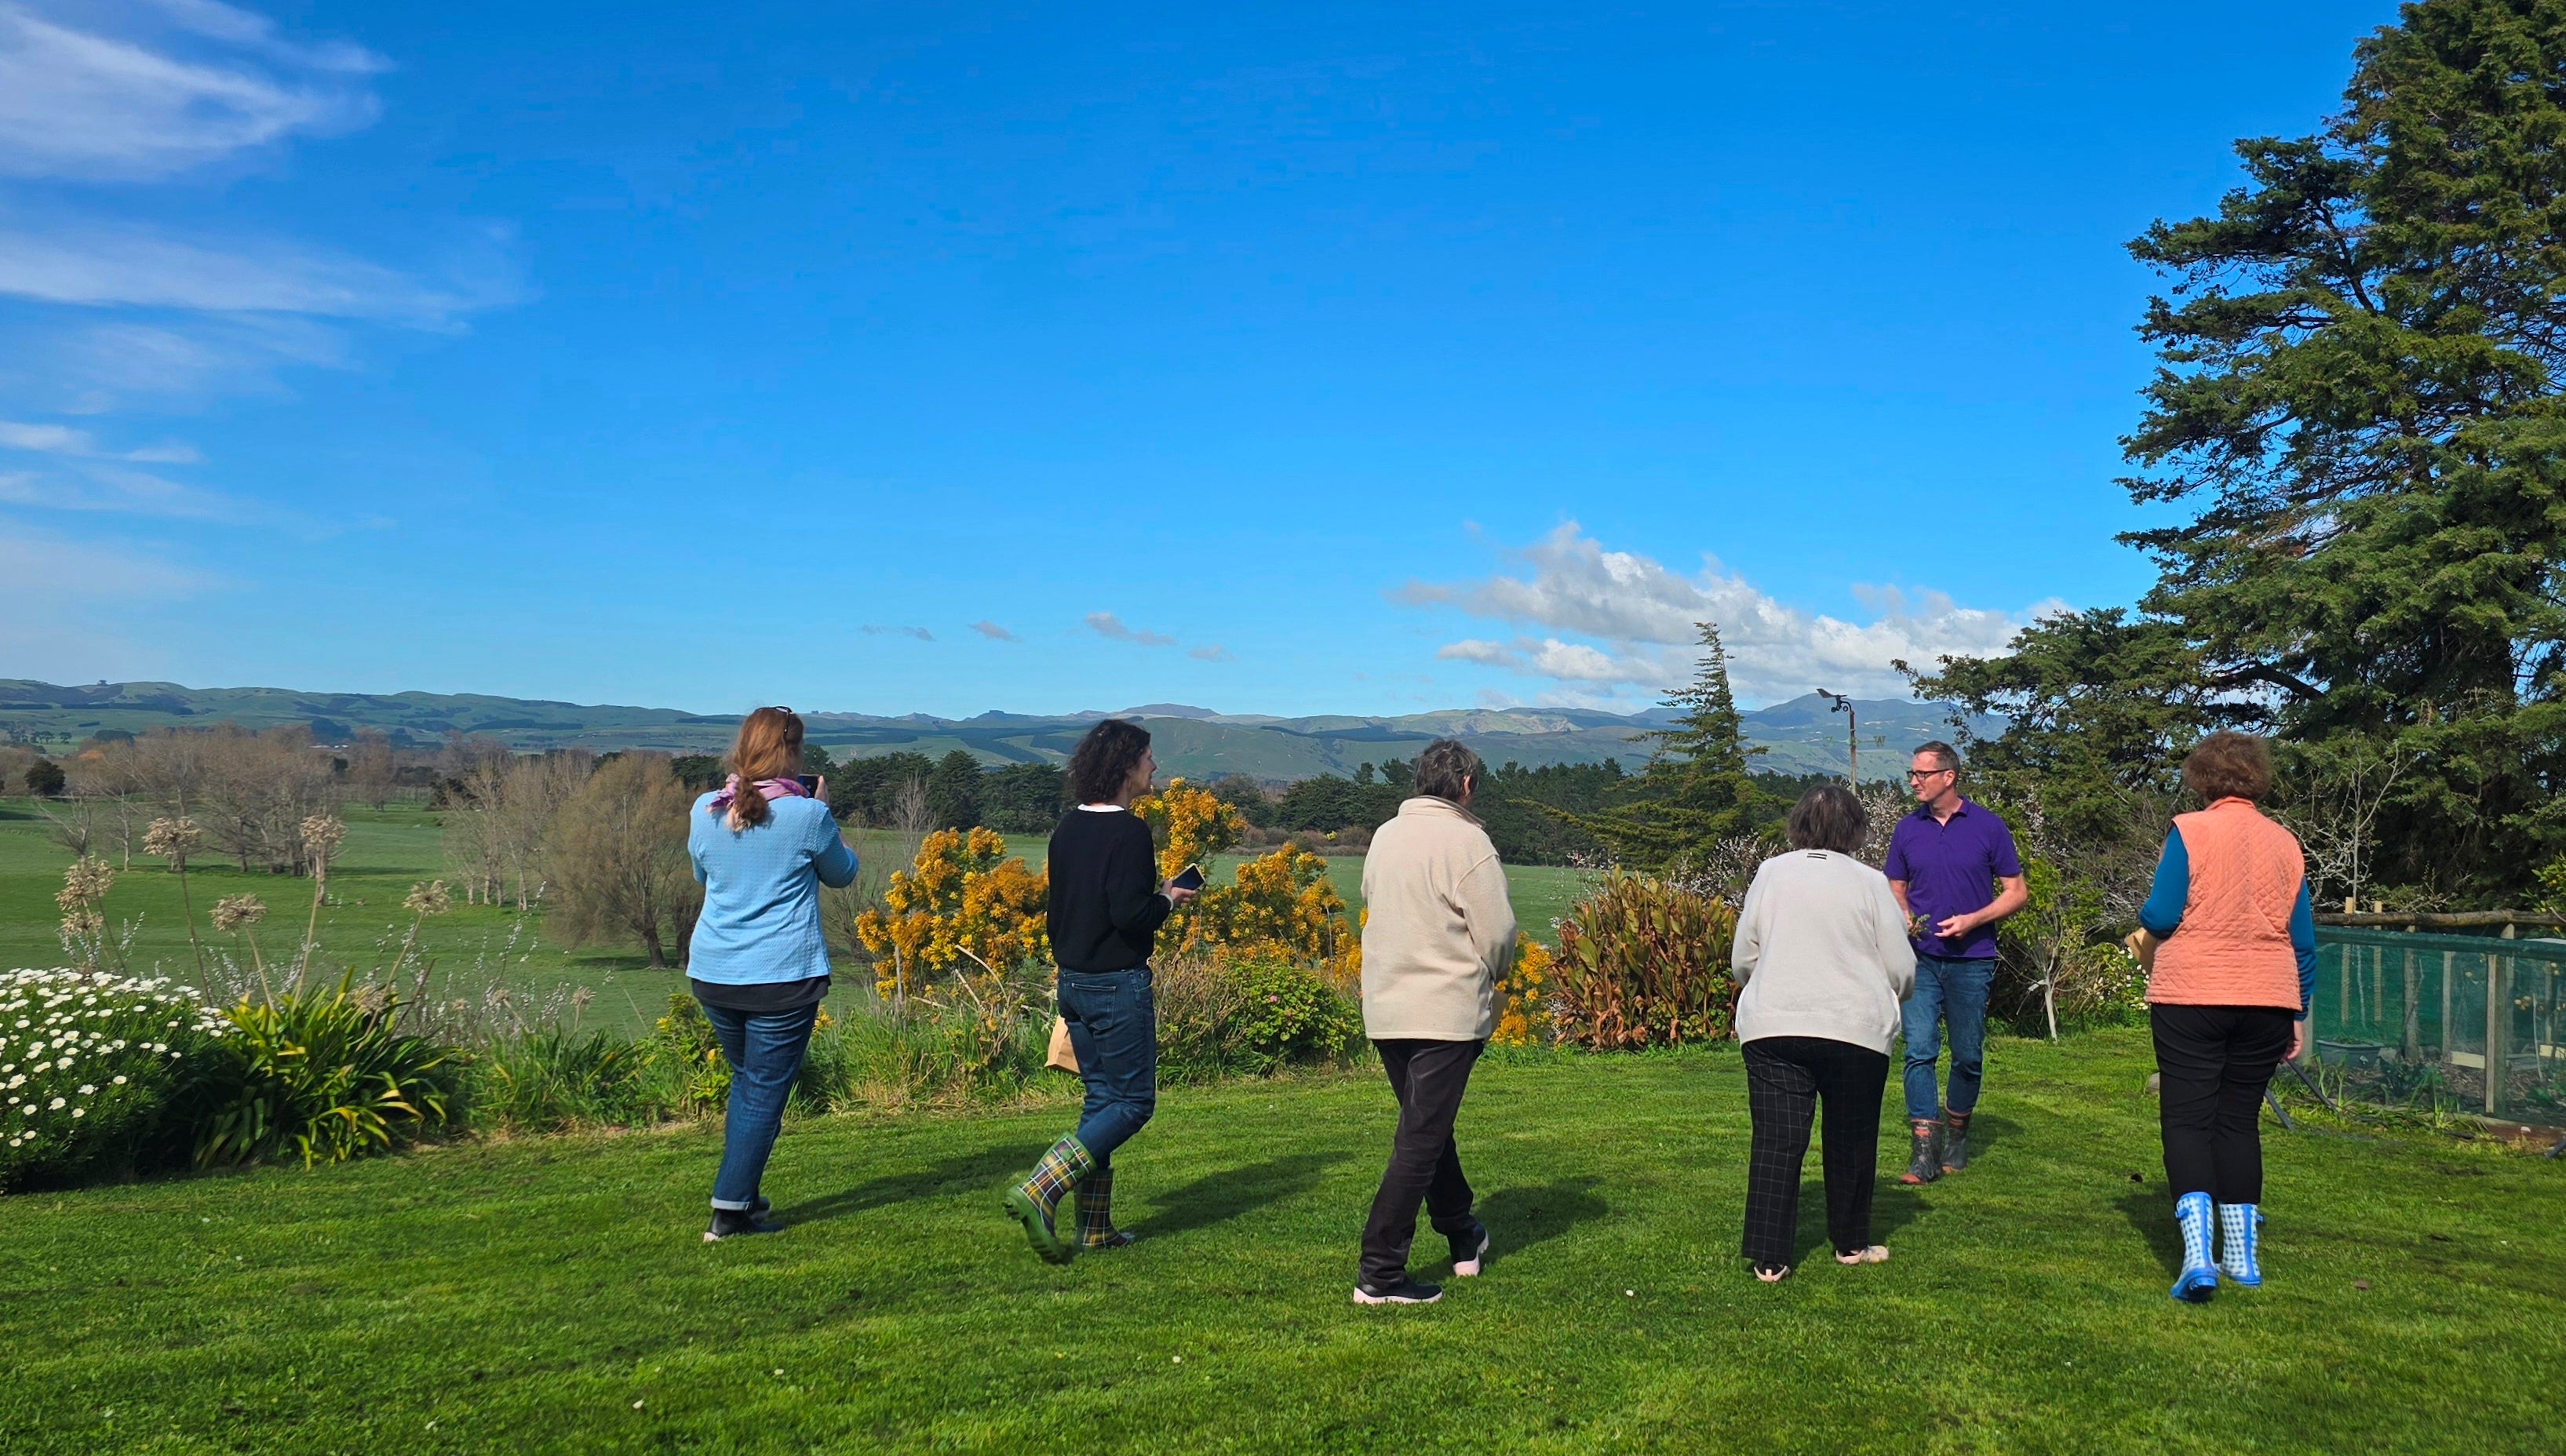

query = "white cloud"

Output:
[[1188, 644, 1235, 662], [0, 222, 497, 326], [0, 512, 220, 675], [0, 2, 379, 181], [1400, 522, 2056, 704], [0, 418, 197, 461], [0, 462, 275, 522], [1087, 612, 1176, 648], [860, 624, 934, 641], [969, 620, 1019, 641]]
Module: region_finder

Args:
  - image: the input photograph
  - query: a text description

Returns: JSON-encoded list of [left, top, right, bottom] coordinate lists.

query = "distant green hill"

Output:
[[0, 680, 1988, 783]]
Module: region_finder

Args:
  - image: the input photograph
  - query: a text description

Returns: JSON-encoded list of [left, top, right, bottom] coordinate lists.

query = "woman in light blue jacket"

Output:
[[685, 706, 858, 1241]]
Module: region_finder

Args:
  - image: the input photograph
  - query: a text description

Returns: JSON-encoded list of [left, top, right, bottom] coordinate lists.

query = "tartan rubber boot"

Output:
[[2170, 1192, 2218, 1303], [2217, 1203, 2264, 1287], [1073, 1166, 1134, 1251], [1005, 1135, 1092, 1265], [1941, 1111, 1972, 1174], [1898, 1119, 1944, 1185]]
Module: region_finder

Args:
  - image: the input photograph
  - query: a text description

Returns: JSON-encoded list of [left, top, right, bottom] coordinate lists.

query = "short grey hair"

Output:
[[1787, 784, 1868, 856], [1912, 740, 1960, 773], [1412, 738, 1482, 803]]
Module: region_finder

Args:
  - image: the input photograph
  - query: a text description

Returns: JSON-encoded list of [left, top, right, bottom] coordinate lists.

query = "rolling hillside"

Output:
[[0, 679, 1991, 782]]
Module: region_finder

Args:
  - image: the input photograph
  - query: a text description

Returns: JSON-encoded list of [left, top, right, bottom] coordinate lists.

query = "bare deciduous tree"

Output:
[[545, 752, 701, 968], [891, 773, 933, 835]]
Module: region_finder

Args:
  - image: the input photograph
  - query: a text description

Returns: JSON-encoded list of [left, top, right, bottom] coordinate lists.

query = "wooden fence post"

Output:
[[2402, 945, 2419, 1061], [2489, 925, 2513, 1116]]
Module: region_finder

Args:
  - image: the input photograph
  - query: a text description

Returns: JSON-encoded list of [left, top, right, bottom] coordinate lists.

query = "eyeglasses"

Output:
[[1906, 769, 1954, 781]]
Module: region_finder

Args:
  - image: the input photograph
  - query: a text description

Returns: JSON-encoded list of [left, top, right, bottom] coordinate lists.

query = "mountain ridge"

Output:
[[0, 679, 1996, 783]]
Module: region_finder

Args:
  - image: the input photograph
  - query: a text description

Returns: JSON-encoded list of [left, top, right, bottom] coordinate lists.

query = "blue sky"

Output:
[[0, 1, 2400, 717]]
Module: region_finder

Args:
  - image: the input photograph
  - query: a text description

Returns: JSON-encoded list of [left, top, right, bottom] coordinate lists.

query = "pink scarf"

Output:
[[708, 774, 809, 827]]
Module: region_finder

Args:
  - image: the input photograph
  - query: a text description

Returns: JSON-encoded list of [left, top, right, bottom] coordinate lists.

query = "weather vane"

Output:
[[1817, 689, 1856, 787]]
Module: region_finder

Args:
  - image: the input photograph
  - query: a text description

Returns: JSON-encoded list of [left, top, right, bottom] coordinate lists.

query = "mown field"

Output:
[[2, 1028, 2557, 1454], [0, 802, 1599, 1033]]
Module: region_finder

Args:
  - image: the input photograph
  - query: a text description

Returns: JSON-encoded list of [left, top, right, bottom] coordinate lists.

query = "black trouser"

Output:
[[1359, 1038, 1483, 1288], [1741, 1036, 1890, 1269], [2151, 1003, 2293, 1204]]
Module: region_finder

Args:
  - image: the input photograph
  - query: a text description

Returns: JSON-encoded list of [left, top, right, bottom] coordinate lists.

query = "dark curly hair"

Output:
[[1067, 719, 1153, 805], [2182, 730, 2273, 805]]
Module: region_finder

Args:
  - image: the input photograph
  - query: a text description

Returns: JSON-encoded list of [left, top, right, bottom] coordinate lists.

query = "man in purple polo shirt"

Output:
[[1882, 741, 2026, 1185]]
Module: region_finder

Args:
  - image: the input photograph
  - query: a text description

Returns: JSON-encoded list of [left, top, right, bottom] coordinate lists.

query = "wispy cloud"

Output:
[[1086, 611, 1175, 647], [1398, 522, 2056, 704], [0, 511, 221, 675], [0, 222, 498, 326], [968, 619, 1019, 642], [1188, 643, 1235, 662], [861, 624, 934, 642], [0, 418, 197, 461], [0, 2, 381, 182], [0, 462, 283, 523]]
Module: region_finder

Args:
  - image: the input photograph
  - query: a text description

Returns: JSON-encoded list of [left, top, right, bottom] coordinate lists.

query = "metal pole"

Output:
[[2402, 945, 2420, 1062]]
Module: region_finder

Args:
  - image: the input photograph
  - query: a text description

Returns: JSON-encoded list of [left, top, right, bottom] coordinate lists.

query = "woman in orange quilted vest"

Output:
[[2127, 731, 2317, 1304]]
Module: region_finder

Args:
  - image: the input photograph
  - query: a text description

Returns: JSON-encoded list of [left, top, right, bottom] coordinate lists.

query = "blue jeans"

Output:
[[1058, 967, 1157, 1167], [1902, 954, 1992, 1122], [701, 1000, 818, 1210]]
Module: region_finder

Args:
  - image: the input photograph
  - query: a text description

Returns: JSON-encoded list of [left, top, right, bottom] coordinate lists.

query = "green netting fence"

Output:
[[2309, 926, 2566, 1121]]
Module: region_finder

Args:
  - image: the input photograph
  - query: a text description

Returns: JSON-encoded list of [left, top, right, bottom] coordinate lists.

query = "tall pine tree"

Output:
[[1568, 622, 1772, 871]]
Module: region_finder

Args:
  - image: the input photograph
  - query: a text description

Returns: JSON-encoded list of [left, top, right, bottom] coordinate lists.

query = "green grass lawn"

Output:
[[2, 1028, 2557, 1454]]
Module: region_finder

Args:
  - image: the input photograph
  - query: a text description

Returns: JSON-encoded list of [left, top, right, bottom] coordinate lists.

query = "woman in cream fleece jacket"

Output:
[[1730, 784, 1916, 1281]]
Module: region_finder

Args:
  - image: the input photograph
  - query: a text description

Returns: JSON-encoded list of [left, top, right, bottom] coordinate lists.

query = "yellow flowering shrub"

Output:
[[1489, 937, 1555, 1047], [853, 828, 1051, 997], [1186, 846, 1349, 963], [1132, 779, 1245, 881]]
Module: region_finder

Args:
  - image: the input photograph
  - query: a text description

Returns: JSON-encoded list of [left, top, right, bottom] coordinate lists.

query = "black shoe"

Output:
[[704, 1207, 778, 1242], [1352, 1278, 1444, 1305], [1446, 1221, 1490, 1277]]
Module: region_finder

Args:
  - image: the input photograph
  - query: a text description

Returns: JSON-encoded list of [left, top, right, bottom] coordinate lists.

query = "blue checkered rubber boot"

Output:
[[2217, 1203, 2263, 1287], [2169, 1192, 2218, 1303]]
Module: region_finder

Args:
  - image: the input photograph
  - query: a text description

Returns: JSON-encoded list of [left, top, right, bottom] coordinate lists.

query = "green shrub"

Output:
[[1156, 955, 1363, 1082], [0, 968, 231, 1192], [653, 993, 731, 1111], [477, 1028, 671, 1132], [197, 977, 465, 1169], [1551, 874, 1738, 1049]]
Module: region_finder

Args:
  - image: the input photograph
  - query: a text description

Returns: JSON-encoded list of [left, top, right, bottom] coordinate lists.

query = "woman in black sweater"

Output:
[[1004, 719, 1197, 1263]]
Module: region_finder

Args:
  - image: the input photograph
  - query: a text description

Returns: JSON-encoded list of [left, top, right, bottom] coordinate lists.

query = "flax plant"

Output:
[[54, 858, 116, 974]]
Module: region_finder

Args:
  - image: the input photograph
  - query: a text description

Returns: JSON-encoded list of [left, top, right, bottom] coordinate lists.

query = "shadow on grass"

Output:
[[1477, 1177, 1609, 1267], [2115, 1188, 2181, 1276], [1135, 1151, 1351, 1239], [773, 1143, 1048, 1227], [1788, 1176, 1931, 1265]]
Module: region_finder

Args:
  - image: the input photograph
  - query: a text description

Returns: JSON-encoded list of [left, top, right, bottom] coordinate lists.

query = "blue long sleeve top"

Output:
[[685, 794, 859, 984], [2138, 827, 2317, 1018]]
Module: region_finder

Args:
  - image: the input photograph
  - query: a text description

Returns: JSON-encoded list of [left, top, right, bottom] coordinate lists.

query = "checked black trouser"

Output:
[[1359, 1038, 1483, 1289], [1741, 1036, 1890, 1269]]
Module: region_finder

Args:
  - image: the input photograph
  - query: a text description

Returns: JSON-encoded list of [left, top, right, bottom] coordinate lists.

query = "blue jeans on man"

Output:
[[1902, 954, 1992, 1123], [702, 1000, 820, 1210], [1058, 966, 1158, 1169]]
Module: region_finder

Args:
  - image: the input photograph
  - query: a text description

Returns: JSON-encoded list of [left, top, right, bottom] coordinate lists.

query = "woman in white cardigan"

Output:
[[1730, 784, 1918, 1281]]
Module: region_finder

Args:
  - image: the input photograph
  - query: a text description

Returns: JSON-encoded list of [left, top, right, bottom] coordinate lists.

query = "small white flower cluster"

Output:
[[0, 968, 229, 1158]]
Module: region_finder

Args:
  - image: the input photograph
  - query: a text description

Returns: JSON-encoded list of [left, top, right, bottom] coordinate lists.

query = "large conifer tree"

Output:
[[1569, 622, 1770, 871]]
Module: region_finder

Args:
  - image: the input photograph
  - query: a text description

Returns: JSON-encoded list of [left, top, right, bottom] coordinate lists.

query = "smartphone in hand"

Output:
[[1169, 864, 1206, 893], [795, 775, 821, 794]]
